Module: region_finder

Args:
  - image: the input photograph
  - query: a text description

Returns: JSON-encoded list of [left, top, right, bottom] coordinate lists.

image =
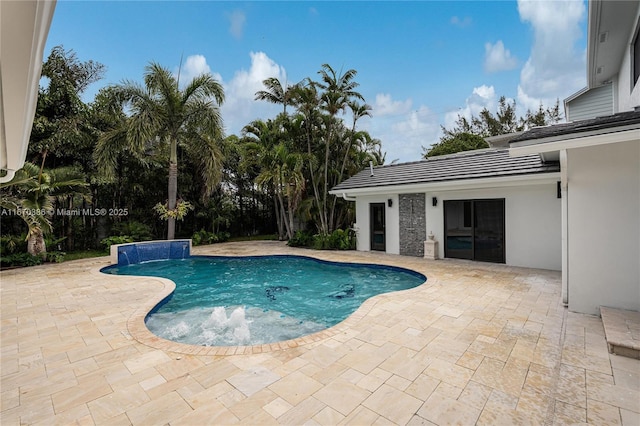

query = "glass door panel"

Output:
[[474, 199, 505, 263], [370, 203, 386, 251], [444, 200, 473, 260]]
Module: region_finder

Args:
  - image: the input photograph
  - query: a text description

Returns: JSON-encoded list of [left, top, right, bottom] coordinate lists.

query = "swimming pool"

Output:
[[102, 255, 426, 346]]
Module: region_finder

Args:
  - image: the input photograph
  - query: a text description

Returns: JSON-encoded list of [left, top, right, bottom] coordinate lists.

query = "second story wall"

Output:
[[566, 84, 613, 121]]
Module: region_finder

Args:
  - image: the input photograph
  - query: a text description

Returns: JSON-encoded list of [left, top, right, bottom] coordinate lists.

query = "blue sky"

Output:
[[45, 0, 588, 162]]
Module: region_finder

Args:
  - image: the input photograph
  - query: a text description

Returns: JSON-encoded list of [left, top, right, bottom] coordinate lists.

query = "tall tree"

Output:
[[242, 118, 286, 240], [29, 46, 105, 170], [95, 63, 225, 239], [314, 64, 364, 233]]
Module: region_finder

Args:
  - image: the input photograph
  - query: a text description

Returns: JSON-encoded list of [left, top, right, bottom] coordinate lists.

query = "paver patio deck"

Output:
[[1, 241, 638, 425]]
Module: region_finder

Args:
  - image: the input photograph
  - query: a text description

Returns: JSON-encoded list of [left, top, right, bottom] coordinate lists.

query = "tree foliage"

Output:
[[94, 62, 225, 239], [3, 46, 387, 259], [423, 96, 563, 158]]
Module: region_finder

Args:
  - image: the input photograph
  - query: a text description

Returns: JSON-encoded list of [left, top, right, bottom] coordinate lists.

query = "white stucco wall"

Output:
[[566, 141, 640, 315], [354, 194, 399, 254], [351, 181, 561, 271], [426, 184, 561, 271]]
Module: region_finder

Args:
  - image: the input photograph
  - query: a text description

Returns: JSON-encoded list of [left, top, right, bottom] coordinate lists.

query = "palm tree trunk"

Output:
[[167, 161, 178, 240], [306, 130, 327, 234], [273, 190, 284, 240], [331, 131, 356, 230], [27, 229, 46, 257], [286, 187, 296, 240], [277, 189, 292, 240], [322, 126, 333, 233]]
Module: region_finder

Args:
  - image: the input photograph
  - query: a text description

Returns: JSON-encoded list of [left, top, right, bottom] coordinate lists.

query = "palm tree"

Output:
[[255, 77, 297, 115], [95, 62, 225, 239], [255, 141, 305, 240], [290, 83, 325, 230], [0, 162, 90, 256], [242, 119, 284, 239], [315, 64, 363, 233]]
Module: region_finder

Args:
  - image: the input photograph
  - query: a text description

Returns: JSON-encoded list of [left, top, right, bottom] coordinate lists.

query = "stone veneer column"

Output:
[[399, 193, 426, 256]]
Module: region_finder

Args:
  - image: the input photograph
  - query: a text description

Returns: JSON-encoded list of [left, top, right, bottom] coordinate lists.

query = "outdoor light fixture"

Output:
[[432, 197, 438, 207], [388, 199, 393, 207]]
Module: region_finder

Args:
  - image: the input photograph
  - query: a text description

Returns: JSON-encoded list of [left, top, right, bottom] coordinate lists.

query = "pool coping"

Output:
[[95, 254, 429, 356]]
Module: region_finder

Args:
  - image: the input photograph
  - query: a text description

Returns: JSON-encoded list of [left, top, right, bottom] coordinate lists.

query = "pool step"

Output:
[[600, 306, 640, 359]]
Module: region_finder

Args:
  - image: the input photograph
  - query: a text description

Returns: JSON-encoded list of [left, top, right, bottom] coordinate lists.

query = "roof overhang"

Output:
[[0, 0, 56, 183], [587, 0, 639, 88], [329, 172, 560, 198], [485, 132, 524, 148], [509, 126, 640, 157]]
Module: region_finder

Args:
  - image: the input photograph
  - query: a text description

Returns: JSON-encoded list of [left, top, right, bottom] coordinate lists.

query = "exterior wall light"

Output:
[[432, 197, 438, 207], [388, 199, 393, 207]]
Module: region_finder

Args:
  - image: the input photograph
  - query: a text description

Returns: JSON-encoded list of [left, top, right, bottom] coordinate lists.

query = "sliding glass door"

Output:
[[444, 199, 505, 263]]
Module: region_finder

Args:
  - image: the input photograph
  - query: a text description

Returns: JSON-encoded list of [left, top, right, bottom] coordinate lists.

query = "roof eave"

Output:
[[0, 0, 57, 182], [329, 171, 560, 197], [509, 126, 640, 157]]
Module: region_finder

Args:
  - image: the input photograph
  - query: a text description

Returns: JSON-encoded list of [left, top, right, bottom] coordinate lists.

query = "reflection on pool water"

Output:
[[102, 255, 426, 346]]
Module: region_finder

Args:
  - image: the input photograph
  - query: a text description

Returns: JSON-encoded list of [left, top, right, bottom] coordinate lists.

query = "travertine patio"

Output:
[[1, 241, 638, 425]]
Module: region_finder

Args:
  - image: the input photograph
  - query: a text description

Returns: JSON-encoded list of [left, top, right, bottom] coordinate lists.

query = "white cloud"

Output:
[[219, 51, 287, 134], [227, 10, 246, 40], [363, 105, 440, 162], [484, 41, 518, 73], [450, 16, 472, 28], [175, 55, 220, 87], [443, 85, 497, 130], [516, 0, 586, 112], [373, 93, 412, 116]]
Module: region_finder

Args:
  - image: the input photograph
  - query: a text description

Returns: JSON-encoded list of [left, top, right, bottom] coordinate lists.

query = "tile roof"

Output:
[[331, 149, 559, 192], [509, 110, 640, 145]]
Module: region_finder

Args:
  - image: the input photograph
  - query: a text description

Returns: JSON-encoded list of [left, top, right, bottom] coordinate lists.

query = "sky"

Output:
[[45, 0, 588, 163]]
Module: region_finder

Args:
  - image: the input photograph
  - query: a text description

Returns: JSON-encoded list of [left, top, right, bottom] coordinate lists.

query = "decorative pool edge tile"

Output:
[[110, 239, 192, 266]]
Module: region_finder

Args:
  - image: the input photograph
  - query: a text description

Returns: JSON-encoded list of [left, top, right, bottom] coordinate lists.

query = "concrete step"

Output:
[[600, 306, 640, 359]]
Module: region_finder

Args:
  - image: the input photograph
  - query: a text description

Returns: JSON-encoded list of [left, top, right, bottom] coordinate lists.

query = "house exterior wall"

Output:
[[566, 141, 640, 315], [354, 194, 399, 254], [566, 84, 614, 121], [426, 184, 561, 271], [351, 181, 561, 270]]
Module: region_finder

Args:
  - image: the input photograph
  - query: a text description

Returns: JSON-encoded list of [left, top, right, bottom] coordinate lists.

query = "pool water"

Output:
[[102, 255, 425, 346]]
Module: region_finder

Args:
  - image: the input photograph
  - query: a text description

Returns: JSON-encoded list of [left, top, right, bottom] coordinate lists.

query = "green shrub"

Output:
[[111, 221, 153, 241], [287, 230, 314, 247], [290, 229, 355, 251], [312, 233, 331, 250], [45, 251, 66, 263], [44, 235, 67, 251], [0, 235, 27, 256], [0, 252, 43, 267], [191, 229, 231, 246], [328, 229, 354, 250], [100, 235, 134, 252]]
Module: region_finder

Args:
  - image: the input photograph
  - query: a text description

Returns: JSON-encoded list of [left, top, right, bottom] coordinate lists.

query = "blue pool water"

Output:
[[102, 255, 425, 346]]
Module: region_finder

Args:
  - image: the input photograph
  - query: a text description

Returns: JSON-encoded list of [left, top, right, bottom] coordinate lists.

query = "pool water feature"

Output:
[[102, 255, 426, 347]]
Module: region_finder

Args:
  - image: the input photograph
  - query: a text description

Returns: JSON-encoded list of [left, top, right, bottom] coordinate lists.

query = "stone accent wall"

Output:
[[399, 193, 426, 256]]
